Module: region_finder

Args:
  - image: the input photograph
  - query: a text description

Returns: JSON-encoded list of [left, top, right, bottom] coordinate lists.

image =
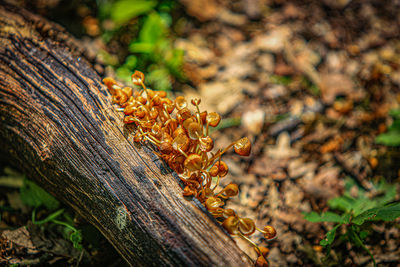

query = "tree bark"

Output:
[[0, 3, 252, 266]]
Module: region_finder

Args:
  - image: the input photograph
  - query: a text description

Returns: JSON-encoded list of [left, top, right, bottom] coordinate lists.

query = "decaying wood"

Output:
[[0, 3, 252, 266]]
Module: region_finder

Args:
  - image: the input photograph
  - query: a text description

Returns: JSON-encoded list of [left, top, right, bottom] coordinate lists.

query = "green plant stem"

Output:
[[52, 219, 79, 232], [209, 117, 241, 134], [32, 208, 64, 225], [349, 226, 376, 267]]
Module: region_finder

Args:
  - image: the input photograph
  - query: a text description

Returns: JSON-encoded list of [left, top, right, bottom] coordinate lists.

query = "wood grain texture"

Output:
[[0, 3, 252, 266]]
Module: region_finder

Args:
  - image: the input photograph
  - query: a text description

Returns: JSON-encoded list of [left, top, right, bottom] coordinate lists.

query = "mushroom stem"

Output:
[[238, 232, 262, 257], [178, 148, 189, 158], [212, 176, 220, 191]]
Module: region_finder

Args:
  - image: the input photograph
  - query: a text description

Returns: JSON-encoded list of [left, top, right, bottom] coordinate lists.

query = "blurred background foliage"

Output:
[[29, 0, 186, 91], [97, 0, 185, 90], [376, 109, 400, 146]]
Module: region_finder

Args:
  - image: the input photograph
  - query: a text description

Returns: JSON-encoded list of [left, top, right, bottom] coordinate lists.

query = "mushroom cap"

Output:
[[206, 112, 221, 127], [234, 137, 251, 156], [222, 216, 239, 235], [184, 154, 202, 171]]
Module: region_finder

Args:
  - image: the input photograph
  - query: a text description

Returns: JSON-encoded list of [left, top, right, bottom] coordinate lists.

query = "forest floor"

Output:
[[173, 1, 400, 266], [1, 0, 400, 266]]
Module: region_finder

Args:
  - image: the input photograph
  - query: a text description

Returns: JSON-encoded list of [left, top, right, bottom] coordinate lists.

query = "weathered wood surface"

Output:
[[0, 3, 252, 266]]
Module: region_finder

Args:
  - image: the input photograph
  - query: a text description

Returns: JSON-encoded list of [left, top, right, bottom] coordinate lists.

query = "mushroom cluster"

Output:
[[103, 71, 276, 266]]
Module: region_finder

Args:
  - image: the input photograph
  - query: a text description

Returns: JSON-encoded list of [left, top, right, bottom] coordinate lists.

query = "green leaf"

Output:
[[375, 202, 400, 221], [20, 179, 59, 210], [304, 211, 345, 223], [351, 195, 376, 216], [209, 117, 242, 134], [70, 230, 83, 250], [348, 225, 363, 247], [390, 120, 400, 130], [146, 67, 171, 91], [110, 0, 157, 24], [352, 207, 380, 225], [116, 67, 133, 83], [359, 230, 369, 240], [341, 213, 351, 224], [165, 49, 185, 78], [389, 109, 400, 119], [352, 202, 400, 225], [320, 224, 341, 246], [129, 12, 169, 54], [375, 109, 400, 146], [158, 1, 175, 13], [124, 55, 138, 68], [138, 12, 166, 44], [375, 181, 397, 206], [129, 42, 155, 53], [375, 131, 400, 146], [328, 196, 355, 213], [270, 75, 292, 85], [328, 190, 375, 216]]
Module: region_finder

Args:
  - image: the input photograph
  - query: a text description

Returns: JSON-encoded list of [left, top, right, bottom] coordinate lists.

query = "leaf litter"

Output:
[[177, 0, 400, 265]]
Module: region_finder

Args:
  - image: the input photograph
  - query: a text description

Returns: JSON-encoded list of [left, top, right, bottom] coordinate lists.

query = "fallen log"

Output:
[[0, 3, 252, 266]]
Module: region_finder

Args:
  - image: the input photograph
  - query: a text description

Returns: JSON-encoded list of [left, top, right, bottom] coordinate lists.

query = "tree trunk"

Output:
[[0, 3, 252, 266]]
